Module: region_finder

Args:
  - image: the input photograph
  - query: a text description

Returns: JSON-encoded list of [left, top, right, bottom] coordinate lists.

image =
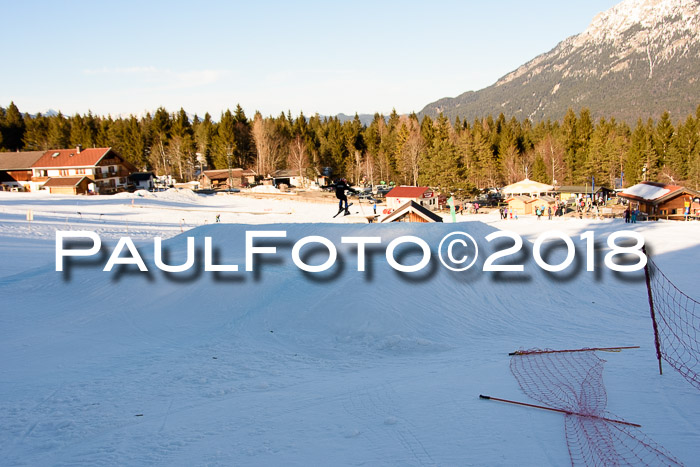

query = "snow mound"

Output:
[[157, 188, 202, 202], [1, 220, 698, 465], [112, 188, 202, 203], [250, 185, 282, 193]]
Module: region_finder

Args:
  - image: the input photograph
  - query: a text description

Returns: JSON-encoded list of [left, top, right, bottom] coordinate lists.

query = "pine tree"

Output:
[[230, 105, 255, 169], [1, 102, 26, 150], [561, 108, 578, 183], [23, 112, 49, 151], [531, 154, 548, 183], [47, 112, 70, 149], [419, 138, 471, 193], [193, 113, 215, 169], [669, 115, 697, 182], [654, 111, 675, 182], [213, 109, 237, 170]]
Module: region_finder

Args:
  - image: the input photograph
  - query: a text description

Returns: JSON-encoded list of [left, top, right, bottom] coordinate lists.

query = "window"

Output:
[[60, 169, 69, 176]]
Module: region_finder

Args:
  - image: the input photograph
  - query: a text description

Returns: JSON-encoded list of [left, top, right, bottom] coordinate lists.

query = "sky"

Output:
[[1, 0, 621, 119]]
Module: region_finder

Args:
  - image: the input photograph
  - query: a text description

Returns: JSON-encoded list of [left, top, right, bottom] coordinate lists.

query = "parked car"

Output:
[[375, 186, 393, 198]]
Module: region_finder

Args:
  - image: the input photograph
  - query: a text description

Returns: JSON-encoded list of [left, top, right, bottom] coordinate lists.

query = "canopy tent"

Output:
[[502, 178, 554, 197]]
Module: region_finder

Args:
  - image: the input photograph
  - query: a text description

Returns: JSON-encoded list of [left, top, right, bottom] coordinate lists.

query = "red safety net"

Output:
[[510, 349, 681, 466], [646, 257, 700, 391]]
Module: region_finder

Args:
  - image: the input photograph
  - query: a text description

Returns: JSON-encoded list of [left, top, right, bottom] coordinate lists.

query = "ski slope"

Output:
[[0, 190, 699, 465]]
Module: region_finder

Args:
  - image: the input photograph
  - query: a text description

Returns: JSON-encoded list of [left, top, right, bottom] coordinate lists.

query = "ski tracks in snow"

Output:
[[343, 382, 436, 466]]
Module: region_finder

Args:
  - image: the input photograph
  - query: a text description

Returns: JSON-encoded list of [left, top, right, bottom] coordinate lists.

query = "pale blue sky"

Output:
[[1, 0, 621, 118]]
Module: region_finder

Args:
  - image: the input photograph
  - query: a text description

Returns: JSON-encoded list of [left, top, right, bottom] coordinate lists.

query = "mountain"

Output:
[[420, 0, 700, 123]]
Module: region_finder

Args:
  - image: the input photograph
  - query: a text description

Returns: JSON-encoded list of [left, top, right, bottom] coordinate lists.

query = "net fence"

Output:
[[646, 257, 700, 391], [510, 349, 681, 466]]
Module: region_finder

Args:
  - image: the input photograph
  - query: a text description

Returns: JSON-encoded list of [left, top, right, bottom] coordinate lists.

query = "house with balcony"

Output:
[[618, 181, 700, 220], [30, 146, 136, 194]]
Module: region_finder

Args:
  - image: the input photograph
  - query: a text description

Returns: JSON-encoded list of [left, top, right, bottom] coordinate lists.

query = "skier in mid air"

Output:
[[328, 178, 357, 216]]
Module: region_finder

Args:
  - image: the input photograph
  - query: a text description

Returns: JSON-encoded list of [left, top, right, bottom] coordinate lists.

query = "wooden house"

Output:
[[619, 181, 700, 220], [42, 176, 92, 195], [558, 185, 613, 203], [530, 195, 558, 214], [506, 196, 534, 215], [0, 151, 45, 191], [385, 186, 438, 211], [199, 169, 256, 189], [381, 200, 443, 223], [30, 146, 135, 194]]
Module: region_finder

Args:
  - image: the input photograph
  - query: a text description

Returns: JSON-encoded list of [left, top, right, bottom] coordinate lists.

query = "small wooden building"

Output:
[[42, 176, 93, 195], [558, 185, 613, 203], [385, 186, 439, 211], [619, 181, 700, 220], [381, 200, 443, 223], [199, 169, 256, 189], [506, 196, 534, 215], [530, 195, 557, 213]]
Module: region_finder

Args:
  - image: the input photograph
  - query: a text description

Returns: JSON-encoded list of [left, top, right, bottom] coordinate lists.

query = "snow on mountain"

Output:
[[498, 0, 700, 86], [422, 0, 700, 122]]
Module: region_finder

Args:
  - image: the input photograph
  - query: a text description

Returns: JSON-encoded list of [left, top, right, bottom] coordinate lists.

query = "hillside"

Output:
[[420, 0, 700, 123], [1, 190, 699, 465]]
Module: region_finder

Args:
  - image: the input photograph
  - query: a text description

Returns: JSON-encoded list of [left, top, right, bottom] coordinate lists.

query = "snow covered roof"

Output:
[[620, 182, 679, 201], [502, 178, 554, 195]]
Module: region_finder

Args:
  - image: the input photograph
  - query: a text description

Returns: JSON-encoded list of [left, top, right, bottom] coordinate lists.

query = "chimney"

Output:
[[76, 144, 82, 154]]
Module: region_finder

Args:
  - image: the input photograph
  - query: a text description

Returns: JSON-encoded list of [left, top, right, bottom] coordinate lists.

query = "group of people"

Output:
[[499, 206, 518, 220], [534, 205, 553, 220], [624, 207, 639, 223], [499, 203, 564, 220]]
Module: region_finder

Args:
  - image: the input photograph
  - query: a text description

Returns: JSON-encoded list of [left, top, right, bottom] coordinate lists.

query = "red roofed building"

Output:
[[385, 186, 438, 211], [30, 146, 136, 194], [618, 181, 700, 220]]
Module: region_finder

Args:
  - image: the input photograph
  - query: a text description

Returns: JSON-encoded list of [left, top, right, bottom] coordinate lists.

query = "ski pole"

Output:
[[509, 346, 639, 356], [479, 395, 641, 427]]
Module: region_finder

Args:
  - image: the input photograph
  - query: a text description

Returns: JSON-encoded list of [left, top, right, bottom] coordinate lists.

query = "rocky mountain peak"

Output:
[[421, 0, 700, 123]]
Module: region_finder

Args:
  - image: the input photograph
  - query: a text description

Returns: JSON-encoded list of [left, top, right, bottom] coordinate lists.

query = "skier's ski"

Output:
[[333, 203, 352, 219]]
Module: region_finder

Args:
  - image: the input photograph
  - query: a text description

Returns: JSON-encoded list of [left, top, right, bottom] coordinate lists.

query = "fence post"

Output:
[[642, 245, 663, 375]]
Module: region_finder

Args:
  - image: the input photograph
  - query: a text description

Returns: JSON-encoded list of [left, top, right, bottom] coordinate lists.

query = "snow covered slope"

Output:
[[1, 216, 699, 465]]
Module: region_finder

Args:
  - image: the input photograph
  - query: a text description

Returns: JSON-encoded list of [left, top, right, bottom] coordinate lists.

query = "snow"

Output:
[[250, 185, 284, 194], [621, 183, 671, 200], [1, 190, 699, 465]]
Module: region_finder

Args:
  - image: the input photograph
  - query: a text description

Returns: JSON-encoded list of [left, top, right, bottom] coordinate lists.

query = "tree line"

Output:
[[1, 102, 699, 193]]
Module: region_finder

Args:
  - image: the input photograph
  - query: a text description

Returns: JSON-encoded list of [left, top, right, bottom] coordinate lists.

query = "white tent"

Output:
[[502, 178, 554, 197]]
